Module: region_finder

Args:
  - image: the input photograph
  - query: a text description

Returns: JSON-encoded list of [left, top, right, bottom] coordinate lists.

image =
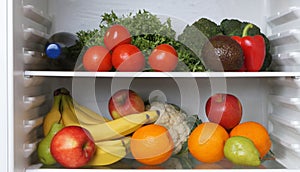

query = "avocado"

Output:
[[201, 35, 244, 71]]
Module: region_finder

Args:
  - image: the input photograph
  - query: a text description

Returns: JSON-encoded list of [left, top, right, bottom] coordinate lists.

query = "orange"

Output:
[[188, 122, 229, 163], [130, 124, 174, 165], [230, 121, 271, 158]]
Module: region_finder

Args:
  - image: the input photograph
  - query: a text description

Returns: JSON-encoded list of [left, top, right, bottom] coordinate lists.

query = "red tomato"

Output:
[[104, 24, 132, 51], [82, 46, 112, 72], [112, 44, 145, 72], [148, 44, 178, 72]]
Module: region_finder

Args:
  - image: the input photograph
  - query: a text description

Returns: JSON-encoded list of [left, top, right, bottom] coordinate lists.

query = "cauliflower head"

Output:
[[146, 101, 195, 154]]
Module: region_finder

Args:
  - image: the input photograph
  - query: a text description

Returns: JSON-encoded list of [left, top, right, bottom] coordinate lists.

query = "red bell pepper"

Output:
[[231, 24, 266, 72]]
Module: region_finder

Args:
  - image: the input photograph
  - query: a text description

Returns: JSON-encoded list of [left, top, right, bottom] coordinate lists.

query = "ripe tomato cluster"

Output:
[[82, 24, 178, 72]]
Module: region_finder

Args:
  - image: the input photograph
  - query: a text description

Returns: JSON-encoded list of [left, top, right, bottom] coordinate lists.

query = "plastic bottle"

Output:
[[45, 32, 79, 70]]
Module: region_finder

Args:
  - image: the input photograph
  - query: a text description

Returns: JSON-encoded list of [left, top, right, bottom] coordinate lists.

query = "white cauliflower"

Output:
[[146, 101, 195, 154]]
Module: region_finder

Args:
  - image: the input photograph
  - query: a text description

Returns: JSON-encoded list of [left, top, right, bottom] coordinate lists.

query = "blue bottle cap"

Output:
[[45, 43, 62, 59]]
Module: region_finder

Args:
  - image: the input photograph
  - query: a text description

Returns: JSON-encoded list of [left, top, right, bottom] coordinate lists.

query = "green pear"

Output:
[[37, 122, 64, 165], [224, 136, 261, 166]]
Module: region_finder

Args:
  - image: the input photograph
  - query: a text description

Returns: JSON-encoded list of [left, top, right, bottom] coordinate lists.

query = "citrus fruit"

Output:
[[130, 124, 174, 165], [187, 122, 229, 163], [230, 121, 271, 158], [224, 136, 261, 166]]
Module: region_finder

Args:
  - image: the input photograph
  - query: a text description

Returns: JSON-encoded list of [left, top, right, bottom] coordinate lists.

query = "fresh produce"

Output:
[[148, 44, 178, 72], [82, 45, 112, 72], [66, 96, 107, 125], [231, 24, 266, 72], [205, 93, 243, 130], [146, 101, 196, 154], [108, 89, 145, 119], [104, 24, 132, 51], [81, 110, 159, 142], [88, 137, 131, 166], [50, 126, 96, 168], [61, 93, 159, 141], [224, 136, 261, 166], [130, 124, 174, 165], [178, 18, 223, 58], [42, 90, 63, 136], [220, 19, 272, 71], [37, 122, 64, 165], [61, 95, 81, 126], [75, 10, 204, 72], [201, 35, 244, 71], [187, 122, 229, 163], [111, 44, 145, 71], [230, 121, 272, 158]]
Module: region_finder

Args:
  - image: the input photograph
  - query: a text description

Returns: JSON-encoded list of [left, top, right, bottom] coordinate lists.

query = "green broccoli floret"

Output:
[[191, 18, 223, 39], [220, 19, 261, 36], [220, 19, 243, 36]]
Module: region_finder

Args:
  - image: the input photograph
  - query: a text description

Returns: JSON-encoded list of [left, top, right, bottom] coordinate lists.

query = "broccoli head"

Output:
[[220, 19, 243, 36], [191, 18, 223, 39], [220, 19, 261, 36]]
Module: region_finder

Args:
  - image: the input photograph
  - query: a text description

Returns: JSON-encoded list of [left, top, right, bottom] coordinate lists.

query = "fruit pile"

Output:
[[188, 93, 272, 167], [82, 24, 178, 72], [38, 88, 272, 169], [38, 88, 159, 168]]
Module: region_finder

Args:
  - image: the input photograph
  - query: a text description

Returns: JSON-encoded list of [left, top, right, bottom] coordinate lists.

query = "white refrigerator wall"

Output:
[[47, 0, 268, 34], [3, 0, 300, 171]]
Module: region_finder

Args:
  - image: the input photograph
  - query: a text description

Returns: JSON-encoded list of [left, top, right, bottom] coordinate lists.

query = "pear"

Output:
[[37, 122, 64, 165], [224, 136, 261, 166]]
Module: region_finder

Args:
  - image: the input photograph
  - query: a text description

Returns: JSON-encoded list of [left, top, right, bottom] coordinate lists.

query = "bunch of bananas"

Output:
[[42, 88, 160, 166]]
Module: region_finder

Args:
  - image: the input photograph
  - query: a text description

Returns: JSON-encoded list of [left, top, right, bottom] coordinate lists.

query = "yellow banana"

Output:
[[71, 98, 110, 122], [61, 95, 81, 126], [95, 136, 131, 148], [88, 138, 130, 166], [43, 94, 62, 136], [65, 96, 102, 125], [88, 145, 127, 166], [82, 110, 159, 142]]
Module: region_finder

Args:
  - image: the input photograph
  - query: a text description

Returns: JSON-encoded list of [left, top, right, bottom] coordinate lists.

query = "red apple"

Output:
[[108, 89, 145, 119], [205, 93, 242, 130], [50, 126, 95, 168]]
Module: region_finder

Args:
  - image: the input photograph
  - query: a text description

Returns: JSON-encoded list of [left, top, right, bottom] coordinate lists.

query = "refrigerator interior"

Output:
[[7, 0, 300, 171]]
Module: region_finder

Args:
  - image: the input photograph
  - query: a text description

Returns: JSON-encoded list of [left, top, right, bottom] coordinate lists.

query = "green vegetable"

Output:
[[190, 18, 223, 39], [73, 10, 204, 72], [220, 19, 260, 37]]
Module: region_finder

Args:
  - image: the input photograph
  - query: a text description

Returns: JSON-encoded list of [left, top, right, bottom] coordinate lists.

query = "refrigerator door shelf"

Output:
[[269, 114, 300, 134], [272, 52, 300, 66], [23, 4, 52, 28], [271, 84, 300, 98], [23, 76, 46, 88], [272, 140, 300, 169], [23, 49, 46, 65], [23, 28, 48, 45], [269, 76, 300, 88], [23, 140, 40, 158], [23, 116, 44, 134], [271, 105, 300, 123], [23, 95, 47, 111], [269, 29, 300, 47], [267, 7, 300, 28], [269, 95, 300, 112]]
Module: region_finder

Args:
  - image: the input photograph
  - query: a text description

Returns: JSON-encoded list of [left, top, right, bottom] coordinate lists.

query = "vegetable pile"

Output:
[[71, 10, 272, 72]]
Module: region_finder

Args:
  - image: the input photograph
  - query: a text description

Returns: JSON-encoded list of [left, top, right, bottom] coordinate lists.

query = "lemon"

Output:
[[224, 136, 260, 166]]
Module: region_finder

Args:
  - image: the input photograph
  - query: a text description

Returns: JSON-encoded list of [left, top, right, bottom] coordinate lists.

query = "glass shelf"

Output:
[[24, 71, 300, 78]]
